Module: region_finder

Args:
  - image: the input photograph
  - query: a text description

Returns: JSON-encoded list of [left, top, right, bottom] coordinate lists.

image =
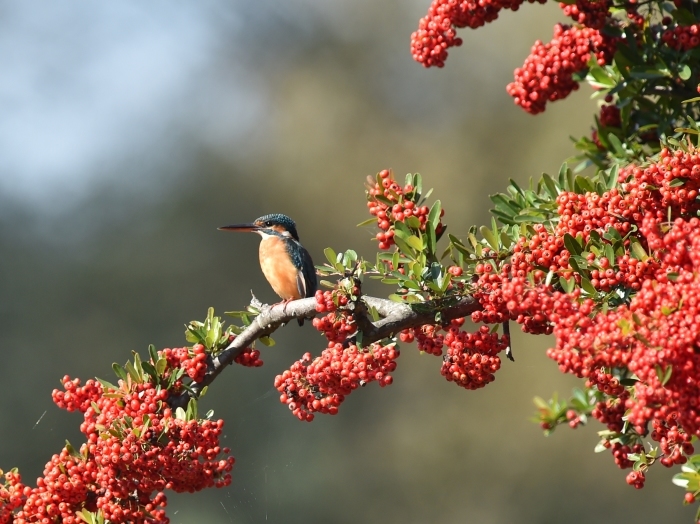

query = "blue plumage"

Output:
[[219, 213, 317, 325]]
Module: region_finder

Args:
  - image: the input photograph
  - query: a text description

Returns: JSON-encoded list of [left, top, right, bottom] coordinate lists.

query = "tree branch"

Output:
[[170, 294, 480, 408]]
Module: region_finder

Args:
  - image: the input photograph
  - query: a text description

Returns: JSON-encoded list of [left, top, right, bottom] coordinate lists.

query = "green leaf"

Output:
[[259, 335, 275, 347], [568, 256, 583, 274], [618, 318, 632, 336], [574, 175, 596, 193], [669, 178, 686, 188], [426, 219, 436, 255], [672, 473, 691, 488], [513, 214, 546, 223], [141, 361, 157, 379], [544, 270, 554, 287], [564, 233, 583, 256], [629, 238, 648, 260], [480, 225, 499, 251], [533, 396, 550, 410], [580, 276, 597, 296], [500, 229, 513, 249], [186, 397, 198, 421], [541, 173, 559, 198], [342, 249, 358, 268], [392, 235, 414, 257], [125, 360, 142, 384], [490, 194, 518, 216], [112, 363, 128, 383], [559, 276, 575, 293], [508, 178, 526, 197], [673, 7, 697, 25], [679, 65, 692, 81], [655, 365, 672, 386], [356, 217, 376, 227], [606, 164, 619, 190], [407, 235, 423, 251], [428, 200, 442, 233], [403, 294, 424, 304], [65, 440, 83, 461], [80, 509, 98, 524], [324, 247, 338, 266], [402, 279, 421, 290], [148, 344, 159, 364], [133, 352, 145, 380], [96, 377, 118, 391], [392, 251, 400, 271], [405, 216, 421, 230], [607, 133, 625, 156], [603, 227, 622, 243], [628, 67, 669, 80], [587, 65, 616, 88], [558, 163, 570, 189], [414, 173, 423, 198], [155, 358, 168, 377]]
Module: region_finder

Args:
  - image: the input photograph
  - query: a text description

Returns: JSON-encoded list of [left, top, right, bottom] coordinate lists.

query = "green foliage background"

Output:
[[0, 1, 693, 522]]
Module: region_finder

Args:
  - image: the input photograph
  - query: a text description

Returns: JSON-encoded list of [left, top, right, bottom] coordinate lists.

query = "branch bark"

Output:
[[170, 294, 479, 408]]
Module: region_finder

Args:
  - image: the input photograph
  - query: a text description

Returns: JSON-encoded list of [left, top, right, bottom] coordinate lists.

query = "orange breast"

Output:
[[259, 236, 301, 300]]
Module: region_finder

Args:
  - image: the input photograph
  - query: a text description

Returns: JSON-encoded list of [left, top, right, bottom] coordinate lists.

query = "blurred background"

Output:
[[0, 1, 692, 522]]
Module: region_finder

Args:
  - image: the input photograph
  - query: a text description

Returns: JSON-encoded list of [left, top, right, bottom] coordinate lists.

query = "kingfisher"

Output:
[[219, 213, 317, 325]]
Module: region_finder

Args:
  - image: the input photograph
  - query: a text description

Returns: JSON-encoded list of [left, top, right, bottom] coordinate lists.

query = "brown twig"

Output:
[[169, 294, 480, 408]]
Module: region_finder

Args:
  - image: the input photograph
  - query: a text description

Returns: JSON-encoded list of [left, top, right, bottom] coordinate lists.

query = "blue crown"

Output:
[[254, 213, 300, 241]]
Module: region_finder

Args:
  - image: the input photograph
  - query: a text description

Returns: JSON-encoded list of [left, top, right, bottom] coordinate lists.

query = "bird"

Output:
[[219, 213, 317, 325]]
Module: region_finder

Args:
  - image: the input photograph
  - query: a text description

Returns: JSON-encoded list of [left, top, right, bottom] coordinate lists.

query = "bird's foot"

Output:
[[271, 297, 295, 312]]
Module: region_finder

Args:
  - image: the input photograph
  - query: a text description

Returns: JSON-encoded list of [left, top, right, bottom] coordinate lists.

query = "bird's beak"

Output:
[[218, 223, 260, 233]]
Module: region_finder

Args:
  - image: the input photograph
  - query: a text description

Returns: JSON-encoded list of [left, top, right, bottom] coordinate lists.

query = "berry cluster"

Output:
[[652, 417, 694, 467], [662, 23, 700, 51], [598, 103, 621, 128], [401, 317, 466, 357], [400, 320, 507, 391], [545, 226, 700, 477], [560, 0, 610, 29], [0, 470, 24, 524], [506, 24, 616, 114], [52, 377, 102, 413], [410, 0, 546, 67], [471, 149, 700, 332], [160, 345, 208, 383], [2, 366, 234, 524], [592, 102, 622, 148], [462, 144, 700, 488], [366, 170, 444, 250], [234, 347, 263, 367], [274, 342, 399, 421], [472, 269, 556, 334], [404, 324, 444, 356], [312, 289, 358, 343], [626, 470, 646, 489], [441, 325, 508, 390]]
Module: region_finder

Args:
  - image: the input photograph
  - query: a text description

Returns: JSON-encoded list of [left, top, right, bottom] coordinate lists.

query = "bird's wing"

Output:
[[295, 245, 317, 299]]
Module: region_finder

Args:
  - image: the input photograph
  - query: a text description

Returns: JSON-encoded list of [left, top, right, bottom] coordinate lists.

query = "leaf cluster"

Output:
[[574, 1, 700, 169]]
